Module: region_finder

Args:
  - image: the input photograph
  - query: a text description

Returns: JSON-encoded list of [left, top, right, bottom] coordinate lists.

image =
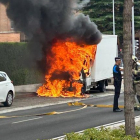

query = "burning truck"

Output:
[[0, 0, 117, 98], [37, 35, 117, 97], [80, 35, 118, 93]]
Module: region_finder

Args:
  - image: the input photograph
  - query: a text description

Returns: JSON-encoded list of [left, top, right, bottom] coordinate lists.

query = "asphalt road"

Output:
[[0, 93, 140, 140]]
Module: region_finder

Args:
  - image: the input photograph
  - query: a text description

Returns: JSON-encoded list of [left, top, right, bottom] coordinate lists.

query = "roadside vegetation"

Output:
[[0, 43, 43, 85], [64, 126, 140, 140]]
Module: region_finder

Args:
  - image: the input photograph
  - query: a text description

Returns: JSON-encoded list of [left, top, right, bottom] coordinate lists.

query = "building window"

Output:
[[10, 20, 14, 29]]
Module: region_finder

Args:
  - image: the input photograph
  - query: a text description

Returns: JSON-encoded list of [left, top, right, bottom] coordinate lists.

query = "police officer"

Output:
[[113, 57, 123, 112], [132, 56, 140, 110]]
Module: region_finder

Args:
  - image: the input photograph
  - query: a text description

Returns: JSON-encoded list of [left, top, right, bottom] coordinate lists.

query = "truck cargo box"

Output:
[[91, 35, 118, 82]]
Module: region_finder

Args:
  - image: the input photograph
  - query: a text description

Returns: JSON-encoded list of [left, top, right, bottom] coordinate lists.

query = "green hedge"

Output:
[[0, 43, 43, 85], [65, 126, 140, 140]]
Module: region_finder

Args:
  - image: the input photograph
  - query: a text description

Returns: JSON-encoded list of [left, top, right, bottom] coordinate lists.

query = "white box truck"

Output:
[[81, 35, 118, 93]]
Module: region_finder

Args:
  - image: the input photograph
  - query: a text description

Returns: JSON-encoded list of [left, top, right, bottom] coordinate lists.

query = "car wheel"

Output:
[[4, 92, 13, 107]]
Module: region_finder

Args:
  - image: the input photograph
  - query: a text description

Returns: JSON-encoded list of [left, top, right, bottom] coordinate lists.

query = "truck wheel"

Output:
[[99, 80, 106, 92], [105, 80, 108, 86]]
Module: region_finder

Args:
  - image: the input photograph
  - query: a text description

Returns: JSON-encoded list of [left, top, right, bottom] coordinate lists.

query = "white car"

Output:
[[0, 71, 15, 107]]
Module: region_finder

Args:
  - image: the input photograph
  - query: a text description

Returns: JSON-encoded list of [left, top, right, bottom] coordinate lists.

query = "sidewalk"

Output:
[[14, 84, 117, 98], [14, 84, 117, 92], [107, 83, 124, 92]]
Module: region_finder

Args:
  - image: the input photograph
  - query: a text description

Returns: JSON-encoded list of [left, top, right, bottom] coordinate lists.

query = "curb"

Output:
[[15, 92, 37, 99], [14, 84, 41, 93], [15, 88, 115, 99], [106, 89, 114, 91], [14, 90, 115, 99]]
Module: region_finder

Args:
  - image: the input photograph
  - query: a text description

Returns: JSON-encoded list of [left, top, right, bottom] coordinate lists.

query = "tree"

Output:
[[82, 0, 137, 136], [123, 0, 135, 136], [82, 0, 140, 48]]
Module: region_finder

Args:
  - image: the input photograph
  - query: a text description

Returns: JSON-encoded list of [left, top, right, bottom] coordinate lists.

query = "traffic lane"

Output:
[[0, 105, 82, 126], [0, 95, 136, 140], [0, 94, 119, 125], [0, 108, 122, 140], [0, 94, 122, 126], [0, 92, 118, 116], [0, 106, 140, 140]]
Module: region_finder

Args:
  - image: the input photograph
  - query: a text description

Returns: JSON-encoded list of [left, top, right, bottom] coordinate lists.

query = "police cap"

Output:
[[115, 57, 121, 62]]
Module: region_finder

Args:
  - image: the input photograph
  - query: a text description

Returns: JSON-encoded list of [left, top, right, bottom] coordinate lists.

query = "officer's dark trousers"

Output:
[[113, 80, 121, 111]]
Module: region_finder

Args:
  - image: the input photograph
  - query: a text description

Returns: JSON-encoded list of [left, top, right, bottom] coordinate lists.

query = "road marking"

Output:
[[68, 101, 124, 108], [52, 115, 140, 140], [12, 117, 42, 124], [0, 100, 124, 119], [0, 100, 125, 119]]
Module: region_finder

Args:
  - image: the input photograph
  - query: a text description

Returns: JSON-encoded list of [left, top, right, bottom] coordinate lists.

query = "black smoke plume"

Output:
[[0, 0, 102, 76]]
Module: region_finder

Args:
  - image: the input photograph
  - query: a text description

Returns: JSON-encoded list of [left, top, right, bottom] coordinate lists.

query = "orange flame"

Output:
[[37, 39, 97, 97]]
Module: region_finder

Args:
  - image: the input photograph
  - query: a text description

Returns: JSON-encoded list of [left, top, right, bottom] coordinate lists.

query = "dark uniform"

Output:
[[113, 64, 122, 111]]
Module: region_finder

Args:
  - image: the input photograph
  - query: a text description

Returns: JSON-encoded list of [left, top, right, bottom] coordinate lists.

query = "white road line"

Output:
[[12, 117, 42, 124]]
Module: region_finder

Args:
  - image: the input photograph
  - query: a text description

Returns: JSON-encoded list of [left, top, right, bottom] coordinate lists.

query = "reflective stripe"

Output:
[[113, 65, 118, 73], [134, 70, 137, 75]]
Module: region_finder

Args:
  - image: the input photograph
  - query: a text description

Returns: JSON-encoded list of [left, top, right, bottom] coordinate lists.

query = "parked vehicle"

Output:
[[81, 35, 118, 92], [0, 71, 15, 107]]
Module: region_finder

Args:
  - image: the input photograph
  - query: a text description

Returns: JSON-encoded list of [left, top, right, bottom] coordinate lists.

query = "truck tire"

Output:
[[105, 80, 108, 86], [98, 80, 106, 92]]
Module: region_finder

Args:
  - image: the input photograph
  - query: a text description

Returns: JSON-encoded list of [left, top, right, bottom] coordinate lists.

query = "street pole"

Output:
[[113, 0, 115, 35], [132, 0, 135, 55]]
